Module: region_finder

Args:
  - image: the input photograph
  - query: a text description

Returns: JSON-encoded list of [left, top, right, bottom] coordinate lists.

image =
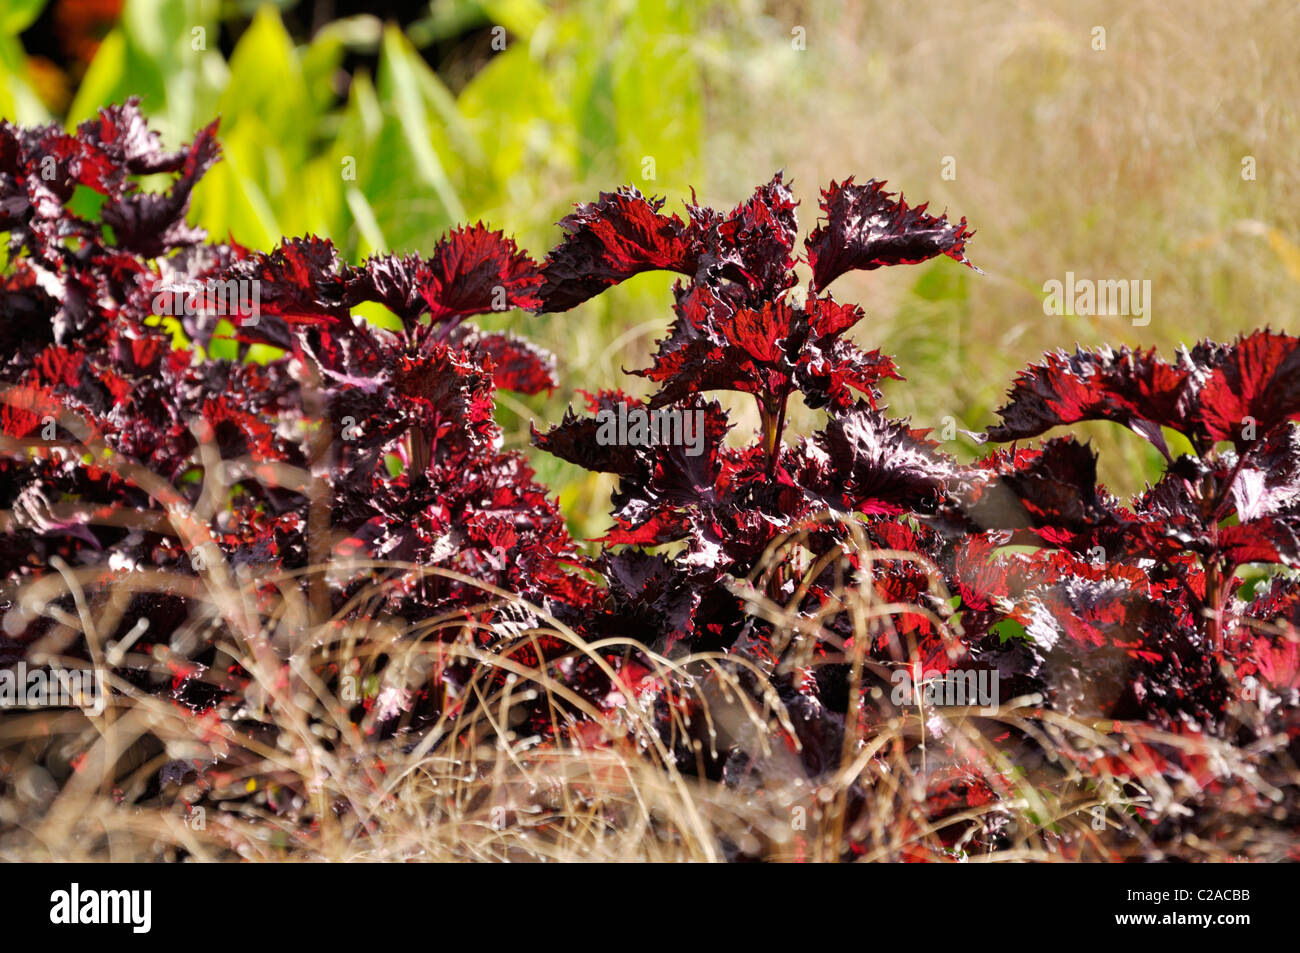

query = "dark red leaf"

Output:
[[419, 223, 542, 325], [1199, 330, 1300, 448], [537, 187, 697, 312], [806, 177, 977, 292], [987, 345, 1194, 452]]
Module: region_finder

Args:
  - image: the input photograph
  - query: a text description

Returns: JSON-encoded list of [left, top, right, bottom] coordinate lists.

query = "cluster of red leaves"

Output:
[[0, 100, 597, 741], [1, 103, 1297, 858], [530, 172, 1300, 857]]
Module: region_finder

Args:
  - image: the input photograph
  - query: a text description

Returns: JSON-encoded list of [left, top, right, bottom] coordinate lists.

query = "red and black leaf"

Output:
[[1199, 330, 1300, 449], [806, 177, 977, 292], [537, 187, 698, 312], [797, 402, 958, 516], [456, 329, 557, 395], [418, 223, 542, 327], [986, 345, 1194, 452]]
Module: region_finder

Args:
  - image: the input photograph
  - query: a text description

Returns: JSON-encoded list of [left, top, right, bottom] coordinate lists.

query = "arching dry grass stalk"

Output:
[[3, 508, 1292, 862]]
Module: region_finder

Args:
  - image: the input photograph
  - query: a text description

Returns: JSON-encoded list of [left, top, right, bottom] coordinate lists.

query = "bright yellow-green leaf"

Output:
[[345, 187, 388, 257], [481, 0, 548, 38], [66, 30, 129, 125], [218, 7, 311, 159], [0, 33, 49, 124], [1, 0, 48, 36], [378, 25, 466, 222]]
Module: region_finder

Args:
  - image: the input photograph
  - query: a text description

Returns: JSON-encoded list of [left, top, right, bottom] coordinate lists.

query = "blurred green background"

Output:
[[2, 0, 1298, 540]]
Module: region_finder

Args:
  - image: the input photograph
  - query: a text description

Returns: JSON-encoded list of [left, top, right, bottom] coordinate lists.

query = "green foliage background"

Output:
[[1, 0, 718, 538], [3, 0, 1298, 540]]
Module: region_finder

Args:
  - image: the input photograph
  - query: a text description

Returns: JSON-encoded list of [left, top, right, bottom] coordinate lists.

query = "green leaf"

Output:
[[1160, 426, 1197, 460], [66, 0, 221, 141], [990, 618, 1028, 643], [123, 0, 191, 59], [457, 41, 572, 232], [609, 0, 701, 190], [302, 15, 382, 114], [345, 186, 388, 257], [1, 0, 48, 35], [190, 120, 281, 251], [378, 25, 466, 223], [0, 33, 49, 124], [65, 33, 127, 125], [218, 7, 312, 156], [481, 0, 548, 37]]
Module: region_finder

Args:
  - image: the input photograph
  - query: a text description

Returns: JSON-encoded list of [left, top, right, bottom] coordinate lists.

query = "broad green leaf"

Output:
[[481, 0, 548, 37], [123, 0, 192, 59], [575, 55, 616, 179], [458, 43, 574, 232], [610, 0, 700, 191], [190, 120, 281, 251], [346, 68, 384, 141], [1, 0, 48, 36], [414, 52, 483, 168], [66, 29, 131, 125], [353, 300, 402, 333], [297, 156, 347, 239], [346, 186, 388, 257], [378, 25, 465, 223], [0, 33, 49, 123], [360, 118, 454, 253], [218, 7, 312, 159], [66, 0, 220, 141], [302, 15, 382, 116], [409, 0, 490, 46]]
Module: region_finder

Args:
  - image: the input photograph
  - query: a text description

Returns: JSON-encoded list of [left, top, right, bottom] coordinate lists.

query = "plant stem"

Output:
[[767, 398, 788, 476], [1206, 558, 1224, 653], [758, 397, 774, 460]]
